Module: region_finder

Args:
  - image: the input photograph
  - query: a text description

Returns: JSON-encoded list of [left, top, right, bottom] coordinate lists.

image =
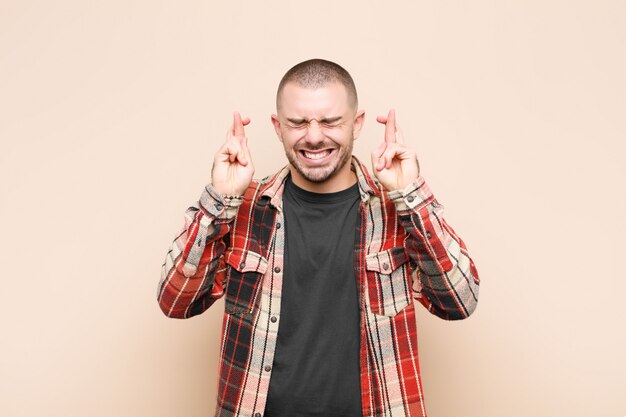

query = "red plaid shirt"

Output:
[[157, 156, 480, 417]]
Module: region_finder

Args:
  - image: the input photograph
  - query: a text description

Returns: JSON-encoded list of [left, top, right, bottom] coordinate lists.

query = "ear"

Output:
[[352, 110, 365, 140], [271, 114, 283, 142]]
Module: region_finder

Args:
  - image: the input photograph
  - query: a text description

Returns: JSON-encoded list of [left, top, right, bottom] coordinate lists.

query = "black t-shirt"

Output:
[[263, 174, 362, 417]]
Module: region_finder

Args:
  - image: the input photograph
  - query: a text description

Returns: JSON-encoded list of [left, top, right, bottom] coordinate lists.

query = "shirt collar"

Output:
[[259, 155, 380, 210]]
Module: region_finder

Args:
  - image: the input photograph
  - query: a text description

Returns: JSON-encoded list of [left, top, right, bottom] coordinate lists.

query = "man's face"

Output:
[[271, 82, 364, 191]]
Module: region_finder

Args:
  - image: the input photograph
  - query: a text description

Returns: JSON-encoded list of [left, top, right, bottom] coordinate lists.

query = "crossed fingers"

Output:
[[374, 109, 407, 170], [226, 111, 251, 166]]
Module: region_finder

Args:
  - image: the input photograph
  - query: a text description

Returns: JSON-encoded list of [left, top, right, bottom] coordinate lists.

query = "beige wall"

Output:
[[1, 1, 624, 416]]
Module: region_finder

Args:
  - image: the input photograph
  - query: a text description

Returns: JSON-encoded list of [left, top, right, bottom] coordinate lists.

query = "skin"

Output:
[[271, 82, 364, 193], [371, 108, 420, 192], [211, 82, 420, 196]]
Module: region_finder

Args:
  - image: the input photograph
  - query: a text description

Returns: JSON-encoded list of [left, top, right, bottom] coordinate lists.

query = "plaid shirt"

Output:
[[157, 156, 480, 417]]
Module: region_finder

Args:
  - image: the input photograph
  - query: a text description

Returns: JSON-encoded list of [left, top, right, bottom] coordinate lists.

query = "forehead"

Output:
[[278, 82, 352, 118]]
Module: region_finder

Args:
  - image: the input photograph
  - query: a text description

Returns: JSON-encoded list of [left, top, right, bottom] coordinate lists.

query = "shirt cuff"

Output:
[[198, 184, 243, 220], [387, 176, 434, 212]]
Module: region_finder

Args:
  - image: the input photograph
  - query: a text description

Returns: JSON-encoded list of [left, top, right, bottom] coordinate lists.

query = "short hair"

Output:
[[276, 58, 358, 111]]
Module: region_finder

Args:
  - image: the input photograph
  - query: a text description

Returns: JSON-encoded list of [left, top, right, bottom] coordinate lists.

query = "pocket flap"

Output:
[[225, 247, 268, 274], [365, 246, 409, 273]]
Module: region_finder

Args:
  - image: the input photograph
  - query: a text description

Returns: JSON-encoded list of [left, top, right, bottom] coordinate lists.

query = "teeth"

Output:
[[303, 150, 331, 160]]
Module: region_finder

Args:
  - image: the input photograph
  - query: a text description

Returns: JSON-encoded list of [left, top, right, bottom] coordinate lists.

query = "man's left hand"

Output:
[[371, 109, 420, 191]]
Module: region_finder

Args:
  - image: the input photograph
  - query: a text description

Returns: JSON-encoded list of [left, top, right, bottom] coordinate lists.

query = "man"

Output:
[[157, 58, 480, 417]]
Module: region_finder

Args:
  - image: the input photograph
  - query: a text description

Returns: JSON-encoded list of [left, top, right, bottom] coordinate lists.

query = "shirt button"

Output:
[[215, 203, 223, 211], [407, 196, 414, 203], [270, 316, 277, 323], [255, 413, 262, 417], [276, 222, 281, 229], [382, 263, 390, 271], [426, 231, 432, 238], [239, 262, 246, 269], [274, 266, 281, 273], [264, 365, 272, 372]]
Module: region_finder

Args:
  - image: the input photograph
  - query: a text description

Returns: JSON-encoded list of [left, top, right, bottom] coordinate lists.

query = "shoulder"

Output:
[[241, 179, 263, 200], [241, 172, 279, 202]]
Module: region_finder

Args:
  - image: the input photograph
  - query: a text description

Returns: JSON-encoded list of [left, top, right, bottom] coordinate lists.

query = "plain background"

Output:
[[1, 1, 624, 416]]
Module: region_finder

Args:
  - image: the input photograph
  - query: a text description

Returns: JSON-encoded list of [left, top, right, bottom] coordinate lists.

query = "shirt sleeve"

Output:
[[388, 176, 480, 320], [156, 184, 243, 319]]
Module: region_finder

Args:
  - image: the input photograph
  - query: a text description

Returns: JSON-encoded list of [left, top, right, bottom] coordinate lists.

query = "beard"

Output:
[[285, 139, 354, 184]]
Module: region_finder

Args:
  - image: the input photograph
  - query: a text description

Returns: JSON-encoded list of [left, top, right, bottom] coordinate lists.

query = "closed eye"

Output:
[[319, 117, 342, 126], [286, 119, 307, 129], [321, 120, 342, 128], [285, 117, 343, 129]]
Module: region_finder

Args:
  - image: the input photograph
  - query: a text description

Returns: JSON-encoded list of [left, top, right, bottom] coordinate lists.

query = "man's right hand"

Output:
[[211, 111, 254, 197]]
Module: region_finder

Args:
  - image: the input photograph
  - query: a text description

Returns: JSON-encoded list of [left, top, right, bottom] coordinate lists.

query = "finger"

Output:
[[239, 117, 251, 146], [233, 111, 245, 136], [238, 141, 251, 166], [377, 156, 386, 171], [381, 143, 402, 169], [372, 154, 385, 172], [223, 140, 247, 165], [372, 155, 385, 172], [237, 144, 248, 166], [395, 125, 405, 144], [226, 142, 240, 163], [382, 146, 396, 169], [372, 141, 386, 171], [384, 109, 397, 143], [376, 115, 387, 124], [373, 140, 386, 157], [236, 152, 248, 166]]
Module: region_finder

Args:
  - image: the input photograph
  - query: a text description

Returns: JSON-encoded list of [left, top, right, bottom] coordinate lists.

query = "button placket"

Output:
[[259, 210, 281, 408]]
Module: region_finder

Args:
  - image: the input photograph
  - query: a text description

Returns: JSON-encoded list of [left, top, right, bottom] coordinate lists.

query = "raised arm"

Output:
[[372, 109, 480, 320], [388, 178, 480, 320], [156, 112, 254, 318]]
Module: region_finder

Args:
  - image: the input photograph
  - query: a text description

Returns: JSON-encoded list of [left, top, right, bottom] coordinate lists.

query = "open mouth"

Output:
[[300, 149, 334, 161]]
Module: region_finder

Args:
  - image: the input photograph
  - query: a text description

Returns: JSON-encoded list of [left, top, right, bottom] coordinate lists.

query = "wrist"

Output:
[[387, 176, 431, 211], [201, 184, 244, 220], [211, 180, 248, 199], [222, 194, 244, 203]]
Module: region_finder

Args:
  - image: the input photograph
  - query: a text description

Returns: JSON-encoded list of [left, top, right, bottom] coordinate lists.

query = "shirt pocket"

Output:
[[365, 246, 413, 317], [223, 247, 268, 317]]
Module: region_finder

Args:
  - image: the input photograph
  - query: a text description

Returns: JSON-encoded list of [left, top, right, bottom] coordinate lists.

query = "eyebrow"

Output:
[[286, 116, 343, 124]]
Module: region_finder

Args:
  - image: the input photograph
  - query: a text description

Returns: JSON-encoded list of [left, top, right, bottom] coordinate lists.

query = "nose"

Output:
[[304, 119, 324, 143]]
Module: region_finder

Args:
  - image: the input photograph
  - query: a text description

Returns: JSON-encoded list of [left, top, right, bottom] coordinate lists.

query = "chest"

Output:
[[223, 196, 415, 319]]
